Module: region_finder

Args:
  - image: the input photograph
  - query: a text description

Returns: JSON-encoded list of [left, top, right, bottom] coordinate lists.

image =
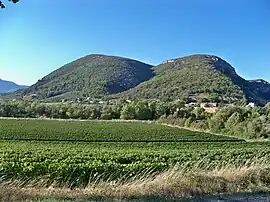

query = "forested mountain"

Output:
[[0, 79, 28, 93], [23, 54, 154, 100], [18, 54, 270, 104], [247, 79, 270, 104], [118, 55, 270, 104]]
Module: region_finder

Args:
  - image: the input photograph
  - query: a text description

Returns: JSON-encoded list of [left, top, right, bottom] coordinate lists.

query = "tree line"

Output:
[[0, 100, 269, 139]]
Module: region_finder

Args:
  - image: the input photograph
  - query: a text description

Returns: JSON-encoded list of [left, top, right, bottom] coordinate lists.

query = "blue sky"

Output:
[[0, 0, 269, 85]]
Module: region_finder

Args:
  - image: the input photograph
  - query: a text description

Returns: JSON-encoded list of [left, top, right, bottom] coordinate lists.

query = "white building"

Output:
[[246, 102, 255, 108], [162, 59, 175, 64]]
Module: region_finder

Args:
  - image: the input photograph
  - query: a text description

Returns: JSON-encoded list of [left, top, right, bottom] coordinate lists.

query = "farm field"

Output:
[[0, 118, 269, 201], [0, 119, 242, 142], [0, 141, 269, 187]]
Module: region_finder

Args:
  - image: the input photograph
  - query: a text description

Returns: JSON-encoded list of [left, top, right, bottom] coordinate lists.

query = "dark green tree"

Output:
[[120, 104, 136, 120], [134, 101, 153, 120], [101, 105, 114, 120], [193, 107, 205, 120], [155, 102, 169, 118], [247, 117, 263, 138]]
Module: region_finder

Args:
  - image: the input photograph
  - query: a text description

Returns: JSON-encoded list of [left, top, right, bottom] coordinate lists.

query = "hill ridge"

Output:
[[0, 79, 28, 93], [23, 54, 154, 100], [118, 54, 270, 104], [5, 53, 270, 105]]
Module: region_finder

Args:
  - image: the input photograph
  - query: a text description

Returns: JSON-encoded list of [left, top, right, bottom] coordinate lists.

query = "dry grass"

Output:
[[1, 163, 270, 201]]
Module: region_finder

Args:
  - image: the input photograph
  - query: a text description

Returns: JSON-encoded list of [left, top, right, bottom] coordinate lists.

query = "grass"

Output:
[[0, 163, 270, 201]]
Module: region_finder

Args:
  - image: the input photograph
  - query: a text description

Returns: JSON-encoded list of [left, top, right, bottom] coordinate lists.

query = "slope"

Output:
[[117, 54, 270, 104], [23, 54, 153, 100], [0, 79, 28, 93], [247, 79, 270, 104]]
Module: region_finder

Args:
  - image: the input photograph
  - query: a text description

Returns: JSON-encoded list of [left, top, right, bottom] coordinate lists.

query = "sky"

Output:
[[0, 0, 269, 85]]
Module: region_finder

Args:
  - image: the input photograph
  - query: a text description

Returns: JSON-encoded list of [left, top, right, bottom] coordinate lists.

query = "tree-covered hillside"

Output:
[[23, 55, 153, 100], [117, 55, 270, 104], [247, 79, 270, 104], [16, 54, 270, 104]]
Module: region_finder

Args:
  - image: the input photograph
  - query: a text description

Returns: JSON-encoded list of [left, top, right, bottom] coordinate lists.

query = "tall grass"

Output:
[[0, 162, 270, 201]]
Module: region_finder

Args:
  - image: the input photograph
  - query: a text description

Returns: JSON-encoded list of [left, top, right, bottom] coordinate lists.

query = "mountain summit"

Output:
[[118, 54, 270, 104], [23, 54, 153, 100]]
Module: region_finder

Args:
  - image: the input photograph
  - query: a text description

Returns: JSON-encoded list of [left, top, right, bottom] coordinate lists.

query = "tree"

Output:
[[193, 107, 205, 120], [0, 0, 19, 9], [225, 112, 243, 131], [134, 101, 152, 120], [209, 113, 226, 133], [34, 103, 46, 117], [155, 102, 168, 118], [264, 102, 270, 117], [101, 105, 114, 120], [234, 98, 247, 107], [89, 107, 101, 119], [247, 117, 263, 138], [120, 104, 136, 120], [185, 117, 195, 128]]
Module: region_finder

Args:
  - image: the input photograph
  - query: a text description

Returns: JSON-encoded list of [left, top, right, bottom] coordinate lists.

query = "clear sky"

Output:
[[0, 0, 269, 85]]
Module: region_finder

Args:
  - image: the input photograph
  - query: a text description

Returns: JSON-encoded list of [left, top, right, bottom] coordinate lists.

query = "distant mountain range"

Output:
[[3, 54, 270, 105], [0, 79, 28, 93]]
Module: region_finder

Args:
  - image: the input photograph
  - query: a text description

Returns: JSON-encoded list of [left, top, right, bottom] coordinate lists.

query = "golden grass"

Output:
[[1, 163, 270, 201]]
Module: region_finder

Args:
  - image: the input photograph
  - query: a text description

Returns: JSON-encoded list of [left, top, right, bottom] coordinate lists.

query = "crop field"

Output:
[[0, 119, 241, 142], [0, 119, 269, 188]]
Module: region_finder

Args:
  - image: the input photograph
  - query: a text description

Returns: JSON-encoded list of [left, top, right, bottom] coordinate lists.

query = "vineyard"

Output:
[[0, 119, 269, 188], [0, 119, 241, 142]]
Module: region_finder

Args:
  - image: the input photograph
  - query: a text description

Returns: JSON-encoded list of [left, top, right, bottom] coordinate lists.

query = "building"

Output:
[[246, 102, 255, 108], [200, 102, 219, 113], [162, 59, 175, 64], [200, 102, 218, 108], [185, 102, 198, 107]]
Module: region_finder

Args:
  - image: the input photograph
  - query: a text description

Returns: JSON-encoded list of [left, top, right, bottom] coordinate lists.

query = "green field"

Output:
[[0, 141, 269, 187], [0, 119, 268, 188], [0, 119, 241, 142]]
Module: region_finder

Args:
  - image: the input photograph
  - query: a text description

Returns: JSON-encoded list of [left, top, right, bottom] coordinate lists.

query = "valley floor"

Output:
[[0, 119, 269, 201]]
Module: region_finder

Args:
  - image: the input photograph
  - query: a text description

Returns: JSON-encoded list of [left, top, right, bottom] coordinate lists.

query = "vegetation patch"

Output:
[[0, 119, 241, 142], [0, 141, 269, 187], [0, 163, 270, 201]]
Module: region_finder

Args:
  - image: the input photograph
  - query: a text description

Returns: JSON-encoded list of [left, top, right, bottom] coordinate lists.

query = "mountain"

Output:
[[18, 54, 270, 104], [117, 54, 270, 104], [0, 79, 28, 93], [247, 79, 270, 103], [23, 54, 154, 100]]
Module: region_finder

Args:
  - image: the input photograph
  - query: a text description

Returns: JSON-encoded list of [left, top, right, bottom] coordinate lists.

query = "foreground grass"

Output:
[[1, 163, 270, 202], [1, 141, 269, 186]]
